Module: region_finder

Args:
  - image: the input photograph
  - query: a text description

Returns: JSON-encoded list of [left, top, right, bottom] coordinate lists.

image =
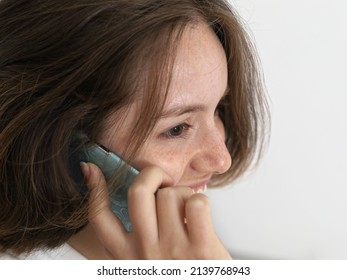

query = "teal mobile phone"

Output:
[[69, 133, 138, 232]]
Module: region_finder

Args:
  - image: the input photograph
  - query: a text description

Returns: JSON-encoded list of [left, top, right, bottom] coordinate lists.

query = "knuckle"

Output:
[[156, 187, 176, 200], [127, 183, 146, 200]]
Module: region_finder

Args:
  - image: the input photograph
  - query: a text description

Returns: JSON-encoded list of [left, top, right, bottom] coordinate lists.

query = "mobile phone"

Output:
[[69, 133, 138, 232]]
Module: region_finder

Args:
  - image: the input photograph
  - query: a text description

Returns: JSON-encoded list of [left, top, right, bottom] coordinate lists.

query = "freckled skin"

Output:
[[69, 22, 233, 260], [99, 22, 232, 187]]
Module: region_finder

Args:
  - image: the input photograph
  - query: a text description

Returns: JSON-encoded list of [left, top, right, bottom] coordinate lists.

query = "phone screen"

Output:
[[69, 133, 138, 232]]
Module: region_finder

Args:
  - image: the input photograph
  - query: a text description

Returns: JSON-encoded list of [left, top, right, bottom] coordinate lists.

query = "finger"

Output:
[[81, 162, 128, 250], [185, 193, 215, 245], [156, 186, 193, 240], [127, 166, 171, 246]]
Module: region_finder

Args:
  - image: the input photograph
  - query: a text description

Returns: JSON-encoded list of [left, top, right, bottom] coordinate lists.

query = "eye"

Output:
[[164, 123, 192, 138]]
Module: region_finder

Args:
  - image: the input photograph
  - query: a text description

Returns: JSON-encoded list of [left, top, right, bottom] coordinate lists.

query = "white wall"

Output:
[[207, 0, 347, 259]]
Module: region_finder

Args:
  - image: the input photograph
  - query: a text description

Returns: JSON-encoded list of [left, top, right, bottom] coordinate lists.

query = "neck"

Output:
[[68, 224, 112, 260]]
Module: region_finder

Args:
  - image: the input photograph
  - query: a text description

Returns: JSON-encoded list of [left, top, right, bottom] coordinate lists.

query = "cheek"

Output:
[[133, 145, 189, 185]]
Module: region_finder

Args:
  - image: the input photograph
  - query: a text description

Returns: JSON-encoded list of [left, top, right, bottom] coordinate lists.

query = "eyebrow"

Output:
[[159, 86, 230, 119], [159, 104, 206, 119]]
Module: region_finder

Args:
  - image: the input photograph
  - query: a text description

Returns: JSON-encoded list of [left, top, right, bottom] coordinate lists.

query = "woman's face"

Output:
[[99, 22, 232, 191]]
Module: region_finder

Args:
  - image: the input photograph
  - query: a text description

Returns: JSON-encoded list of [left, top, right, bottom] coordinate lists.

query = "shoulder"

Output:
[[0, 243, 86, 260]]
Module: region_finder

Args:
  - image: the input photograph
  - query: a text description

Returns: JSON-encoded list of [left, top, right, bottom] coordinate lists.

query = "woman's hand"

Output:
[[81, 162, 231, 259]]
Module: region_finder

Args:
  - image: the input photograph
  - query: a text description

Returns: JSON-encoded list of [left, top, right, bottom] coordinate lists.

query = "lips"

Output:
[[159, 177, 211, 193]]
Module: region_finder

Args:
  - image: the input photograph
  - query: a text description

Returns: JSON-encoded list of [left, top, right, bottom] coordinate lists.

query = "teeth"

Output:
[[192, 184, 207, 194]]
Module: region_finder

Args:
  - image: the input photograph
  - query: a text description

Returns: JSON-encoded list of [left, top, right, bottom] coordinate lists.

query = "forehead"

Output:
[[174, 22, 226, 75], [165, 21, 228, 105], [99, 22, 228, 148], [105, 22, 227, 122]]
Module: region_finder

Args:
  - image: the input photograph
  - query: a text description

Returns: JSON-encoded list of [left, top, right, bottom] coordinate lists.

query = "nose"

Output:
[[190, 122, 232, 175]]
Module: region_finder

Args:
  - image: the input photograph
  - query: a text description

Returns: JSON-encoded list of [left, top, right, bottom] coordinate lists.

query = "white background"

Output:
[[207, 0, 347, 259]]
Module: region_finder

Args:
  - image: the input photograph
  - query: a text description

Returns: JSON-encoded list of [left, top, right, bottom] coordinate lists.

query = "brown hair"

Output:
[[0, 0, 270, 254]]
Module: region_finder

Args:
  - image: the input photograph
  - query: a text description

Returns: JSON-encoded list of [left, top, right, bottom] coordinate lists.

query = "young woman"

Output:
[[0, 0, 269, 259]]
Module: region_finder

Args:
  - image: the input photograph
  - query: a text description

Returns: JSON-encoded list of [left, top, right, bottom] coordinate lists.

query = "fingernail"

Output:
[[80, 161, 90, 181]]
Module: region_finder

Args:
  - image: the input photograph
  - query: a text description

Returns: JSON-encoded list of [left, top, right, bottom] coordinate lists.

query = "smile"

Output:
[[190, 183, 207, 193]]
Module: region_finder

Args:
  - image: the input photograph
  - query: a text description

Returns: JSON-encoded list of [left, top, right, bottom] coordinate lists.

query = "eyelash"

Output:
[[162, 122, 193, 139], [160, 98, 227, 140]]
